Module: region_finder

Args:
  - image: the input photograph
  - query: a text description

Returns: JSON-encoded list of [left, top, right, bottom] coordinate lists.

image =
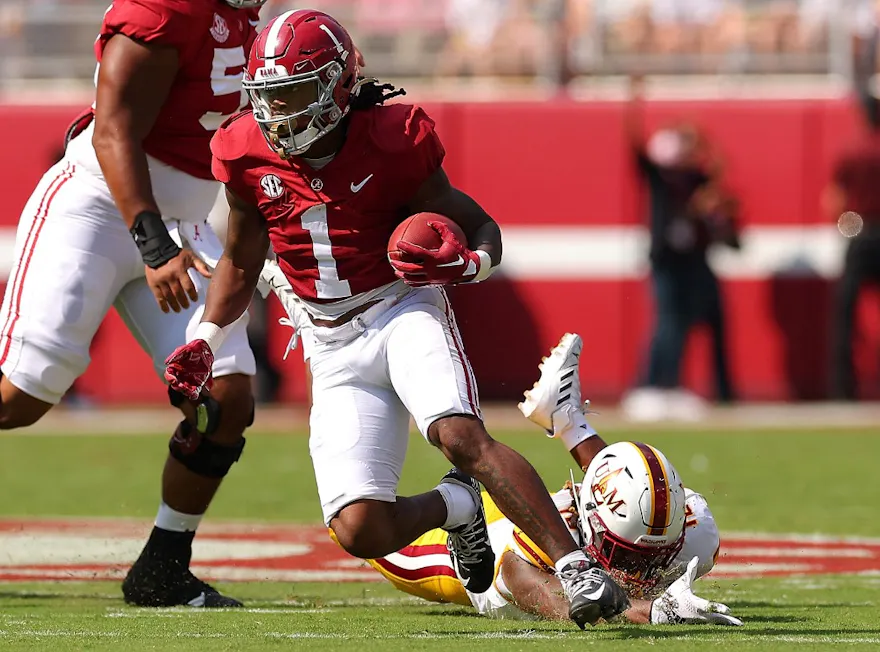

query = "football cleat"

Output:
[[518, 332, 586, 435], [558, 558, 631, 629], [122, 552, 242, 608], [441, 469, 495, 594]]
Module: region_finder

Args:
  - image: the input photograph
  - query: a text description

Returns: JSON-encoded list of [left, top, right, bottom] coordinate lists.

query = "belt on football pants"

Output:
[[308, 299, 386, 328], [308, 296, 404, 344]]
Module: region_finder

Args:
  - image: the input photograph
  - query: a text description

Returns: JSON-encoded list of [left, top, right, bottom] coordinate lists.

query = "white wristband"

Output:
[[550, 408, 599, 451], [470, 249, 496, 283], [192, 321, 225, 354]]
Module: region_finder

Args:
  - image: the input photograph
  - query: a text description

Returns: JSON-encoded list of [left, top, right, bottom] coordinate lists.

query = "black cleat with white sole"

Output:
[[122, 551, 242, 608], [441, 468, 495, 594], [558, 559, 630, 629]]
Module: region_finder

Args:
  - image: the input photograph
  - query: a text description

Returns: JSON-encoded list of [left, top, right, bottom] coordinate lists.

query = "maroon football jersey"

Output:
[[94, 0, 258, 180], [211, 104, 446, 302]]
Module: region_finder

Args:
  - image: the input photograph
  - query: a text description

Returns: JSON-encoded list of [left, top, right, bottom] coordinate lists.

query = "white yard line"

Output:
[[2, 629, 880, 644]]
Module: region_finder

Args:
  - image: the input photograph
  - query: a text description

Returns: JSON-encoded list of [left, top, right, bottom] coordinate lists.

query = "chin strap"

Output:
[[569, 469, 589, 548]]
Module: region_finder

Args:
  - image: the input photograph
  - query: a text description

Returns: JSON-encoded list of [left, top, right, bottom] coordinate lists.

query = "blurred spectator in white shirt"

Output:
[[436, 0, 506, 76]]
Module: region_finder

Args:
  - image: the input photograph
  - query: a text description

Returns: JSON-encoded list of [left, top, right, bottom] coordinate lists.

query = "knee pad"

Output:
[[168, 419, 246, 479]]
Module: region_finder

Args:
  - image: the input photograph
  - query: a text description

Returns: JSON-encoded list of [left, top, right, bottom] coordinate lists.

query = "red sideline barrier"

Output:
[[0, 98, 878, 404]]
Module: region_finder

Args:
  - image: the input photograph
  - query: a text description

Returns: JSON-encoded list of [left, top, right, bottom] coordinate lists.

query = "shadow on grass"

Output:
[[606, 626, 880, 640], [732, 600, 877, 610], [0, 591, 119, 602], [731, 614, 808, 624]]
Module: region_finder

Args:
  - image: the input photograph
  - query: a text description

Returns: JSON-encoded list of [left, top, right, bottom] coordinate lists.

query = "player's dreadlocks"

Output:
[[350, 78, 407, 111]]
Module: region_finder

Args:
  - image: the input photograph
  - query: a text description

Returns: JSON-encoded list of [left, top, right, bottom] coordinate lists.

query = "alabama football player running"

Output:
[[0, 0, 301, 608], [165, 9, 630, 628], [368, 334, 741, 626]]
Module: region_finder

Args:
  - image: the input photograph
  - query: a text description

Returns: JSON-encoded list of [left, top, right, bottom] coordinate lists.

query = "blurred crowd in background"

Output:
[[0, 0, 878, 84]]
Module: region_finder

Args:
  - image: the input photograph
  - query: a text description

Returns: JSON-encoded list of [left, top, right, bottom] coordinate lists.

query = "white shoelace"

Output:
[[559, 564, 605, 597], [448, 521, 489, 563]]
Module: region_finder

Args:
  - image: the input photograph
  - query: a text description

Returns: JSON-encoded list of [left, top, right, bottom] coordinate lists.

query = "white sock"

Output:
[[553, 406, 598, 452], [435, 483, 479, 530], [554, 549, 590, 574], [154, 502, 203, 533]]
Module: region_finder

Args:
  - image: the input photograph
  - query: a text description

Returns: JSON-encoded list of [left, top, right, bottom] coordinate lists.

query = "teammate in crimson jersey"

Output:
[[0, 0, 295, 608], [164, 9, 629, 629]]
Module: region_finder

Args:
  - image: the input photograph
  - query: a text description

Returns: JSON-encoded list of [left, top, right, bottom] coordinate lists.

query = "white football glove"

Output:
[[257, 259, 306, 360], [650, 557, 742, 626]]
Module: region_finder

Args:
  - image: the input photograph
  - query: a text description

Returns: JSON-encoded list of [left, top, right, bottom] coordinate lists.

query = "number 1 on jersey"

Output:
[[300, 204, 352, 299]]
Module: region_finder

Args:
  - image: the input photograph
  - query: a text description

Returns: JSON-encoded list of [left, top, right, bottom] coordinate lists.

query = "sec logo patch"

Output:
[[211, 13, 230, 43], [260, 174, 284, 199]]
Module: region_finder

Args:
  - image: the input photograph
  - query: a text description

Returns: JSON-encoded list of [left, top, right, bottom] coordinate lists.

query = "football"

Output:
[[387, 212, 466, 262]]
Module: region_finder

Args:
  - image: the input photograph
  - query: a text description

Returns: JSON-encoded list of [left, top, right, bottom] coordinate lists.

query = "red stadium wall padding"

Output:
[[449, 102, 632, 226], [0, 106, 82, 227], [0, 98, 878, 405], [2, 99, 868, 230]]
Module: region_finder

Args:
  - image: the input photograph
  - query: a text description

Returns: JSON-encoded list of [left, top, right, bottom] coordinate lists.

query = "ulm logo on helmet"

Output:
[[590, 462, 627, 516]]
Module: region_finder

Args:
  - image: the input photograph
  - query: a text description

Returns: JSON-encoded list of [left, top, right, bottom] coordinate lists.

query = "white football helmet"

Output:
[[577, 442, 687, 593]]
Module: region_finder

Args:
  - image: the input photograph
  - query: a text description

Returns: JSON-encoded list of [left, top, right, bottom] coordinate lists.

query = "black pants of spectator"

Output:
[[832, 225, 880, 400], [645, 260, 734, 401]]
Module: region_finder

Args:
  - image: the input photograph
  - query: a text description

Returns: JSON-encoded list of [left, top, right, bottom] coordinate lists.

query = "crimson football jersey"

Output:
[[211, 104, 446, 303], [94, 0, 258, 180]]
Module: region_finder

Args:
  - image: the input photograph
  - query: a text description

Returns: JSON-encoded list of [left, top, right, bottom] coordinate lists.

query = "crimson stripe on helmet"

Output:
[[632, 442, 670, 536]]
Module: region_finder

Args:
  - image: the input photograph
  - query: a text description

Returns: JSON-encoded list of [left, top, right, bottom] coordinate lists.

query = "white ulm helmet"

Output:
[[578, 441, 687, 592]]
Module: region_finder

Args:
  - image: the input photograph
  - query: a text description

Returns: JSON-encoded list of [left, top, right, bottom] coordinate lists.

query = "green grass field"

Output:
[[1, 425, 879, 650]]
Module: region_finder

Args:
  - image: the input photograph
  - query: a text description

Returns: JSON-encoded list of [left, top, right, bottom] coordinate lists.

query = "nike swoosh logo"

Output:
[[294, 60, 311, 71], [350, 173, 373, 193], [437, 254, 465, 268], [582, 585, 605, 601], [187, 592, 207, 607]]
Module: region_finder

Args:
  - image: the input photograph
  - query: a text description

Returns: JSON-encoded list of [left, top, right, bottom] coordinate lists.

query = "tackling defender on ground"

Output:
[[368, 333, 742, 626]]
